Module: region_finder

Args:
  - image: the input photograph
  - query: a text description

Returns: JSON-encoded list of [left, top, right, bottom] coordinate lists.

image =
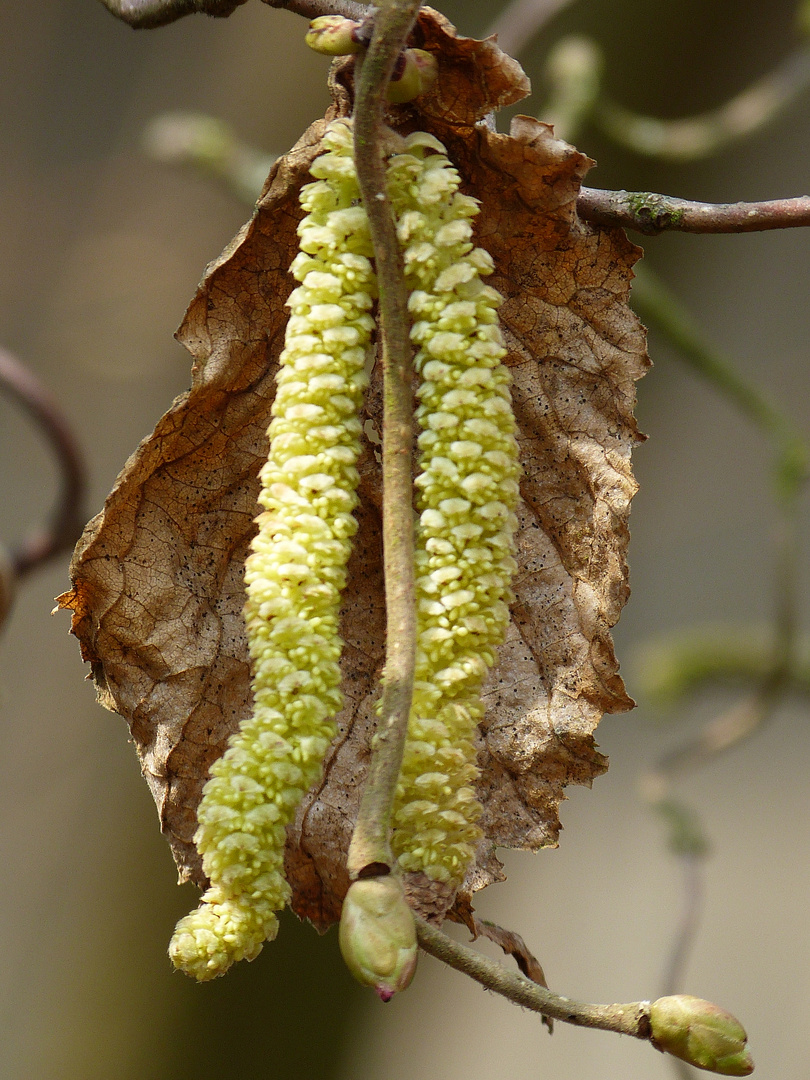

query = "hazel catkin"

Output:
[[169, 118, 376, 980]]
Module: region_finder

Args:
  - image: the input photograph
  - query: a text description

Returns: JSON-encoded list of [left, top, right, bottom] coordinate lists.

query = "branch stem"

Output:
[[97, 0, 370, 28], [578, 188, 810, 235], [416, 917, 652, 1038], [630, 265, 808, 504], [0, 347, 87, 579], [346, 0, 422, 879]]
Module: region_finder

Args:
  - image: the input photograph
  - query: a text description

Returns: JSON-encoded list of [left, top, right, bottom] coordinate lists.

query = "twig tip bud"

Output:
[[339, 877, 418, 999], [650, 995, 754, 1076]]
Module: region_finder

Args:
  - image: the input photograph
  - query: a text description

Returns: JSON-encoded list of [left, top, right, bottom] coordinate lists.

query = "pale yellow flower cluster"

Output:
[[171, 119, 519, 978], [387, 133, 521, 885], [169, 119, 375, 980]]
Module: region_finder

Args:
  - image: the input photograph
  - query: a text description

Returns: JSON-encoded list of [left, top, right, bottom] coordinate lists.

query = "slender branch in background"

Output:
[[143, 113, 277, 204], [578, 189, 810, 236], [633, 265, 807, 776], [633, 266, 807, 1032], [595, 48, 810, 161], [538, 35, 603, 143], [346, 0, 422, 878], [141, 116, 810, 242], [416, 915, 652, 1035], [632, 626, 810, 705], [0, 347, 87, 583], [630, 266, 808, 500], [484, 0, 578, 58], [661, 853, 705, 999]]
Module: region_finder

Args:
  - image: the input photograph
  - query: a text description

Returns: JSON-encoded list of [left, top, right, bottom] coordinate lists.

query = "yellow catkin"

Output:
[[386, 132, 521, 886], [169, 119, 376, 980]]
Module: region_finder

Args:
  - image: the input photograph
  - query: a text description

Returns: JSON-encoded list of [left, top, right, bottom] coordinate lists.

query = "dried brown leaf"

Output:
[[59, 10, 648, 930]]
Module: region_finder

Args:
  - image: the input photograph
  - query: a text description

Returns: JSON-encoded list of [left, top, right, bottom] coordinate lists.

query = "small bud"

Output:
[[650, 995, 755, 1076], [305, 15, 363, 56], [339, 876, 418, 1000], [387, 49, 438, 104]]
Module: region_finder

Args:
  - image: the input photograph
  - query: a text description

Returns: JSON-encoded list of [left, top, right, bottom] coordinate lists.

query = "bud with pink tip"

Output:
[[650, 995, 754, 1075], [339, 876, 418, 1000]]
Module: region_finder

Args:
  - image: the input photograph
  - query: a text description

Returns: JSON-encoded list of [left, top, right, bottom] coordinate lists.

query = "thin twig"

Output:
[[484, 0, 578, 58], [661, 854, 705, 1000], [416, 916, 652, 1037], [633, 265, 806, 1036], [630, 266, 808, 499], [631, 625, 810, 705], [634, 266, 806, 779], [97, 0, 369, 29], [262, 0, 369, 22], [0, 347, 87, 580], [346, 0, 422, 879], [470, 915, 553, 1032], [96, 0, 246, 28], [578, 188, 810, 235]]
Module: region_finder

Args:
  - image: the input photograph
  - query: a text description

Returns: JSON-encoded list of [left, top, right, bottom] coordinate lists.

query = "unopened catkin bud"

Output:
[[305, 15, 363, 55], [387, 49, 438, 103], [650, 995, 755, 1076], [339, 877, 418, 1001]]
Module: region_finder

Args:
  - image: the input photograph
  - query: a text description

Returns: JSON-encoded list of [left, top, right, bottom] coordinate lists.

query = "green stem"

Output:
[[631, 265, 808, 507], [347, 0, 422, 879], [415, 917, 652, 1037], [594, 48, 810, 162]]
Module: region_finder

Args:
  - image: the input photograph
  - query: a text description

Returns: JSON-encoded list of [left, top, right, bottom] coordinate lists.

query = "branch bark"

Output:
[[0, 347, 87, 582], [416, 916, 653, 1038], [97, 0, 369, 29], [578, 188, 810, 235]]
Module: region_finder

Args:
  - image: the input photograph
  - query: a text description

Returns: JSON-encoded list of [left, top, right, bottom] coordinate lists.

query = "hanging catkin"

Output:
[[386, 132, 520, 887], [170, 119, 375, 980]]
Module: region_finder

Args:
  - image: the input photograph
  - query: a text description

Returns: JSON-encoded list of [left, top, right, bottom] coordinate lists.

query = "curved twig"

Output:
[[98, 0, 369, 29], [346, 0, 422, 879], [595, 48, 810, 162], [416, 916, 652, 1037], [578, 188, 810, 235], [484, 0, 578, 58], [96, 0, 247, 28], [0, 347, 87, 579]]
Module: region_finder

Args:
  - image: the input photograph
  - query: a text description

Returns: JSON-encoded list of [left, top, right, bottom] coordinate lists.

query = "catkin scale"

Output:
[[169, 119, 375, 981]]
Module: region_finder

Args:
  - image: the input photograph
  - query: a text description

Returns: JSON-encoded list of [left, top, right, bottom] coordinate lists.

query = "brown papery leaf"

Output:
[[59, 9, 648, 930]]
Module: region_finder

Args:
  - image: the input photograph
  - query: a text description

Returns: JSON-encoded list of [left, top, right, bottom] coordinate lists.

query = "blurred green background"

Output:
[[1, 1, 808, 1077]]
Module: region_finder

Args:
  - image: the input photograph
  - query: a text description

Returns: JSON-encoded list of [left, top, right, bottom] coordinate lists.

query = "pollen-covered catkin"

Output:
[[386, 133, 521, 886], [169, 119, 376, 980]]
